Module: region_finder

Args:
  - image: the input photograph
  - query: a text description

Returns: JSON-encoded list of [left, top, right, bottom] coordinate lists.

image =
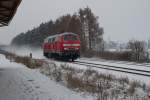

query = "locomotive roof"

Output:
[[0, 0, 22, 27], [46, 32, 77, 39]]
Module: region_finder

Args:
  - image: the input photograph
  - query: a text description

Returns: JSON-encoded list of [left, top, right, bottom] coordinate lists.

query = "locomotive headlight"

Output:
[[72, 44, 80, 46], [63, 44, 80, 46], [64, 48, 68, 50], [63, 44, 70, 46]]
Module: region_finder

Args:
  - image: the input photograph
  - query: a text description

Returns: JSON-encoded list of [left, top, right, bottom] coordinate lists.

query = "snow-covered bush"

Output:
[[40, 61, 150, 100]]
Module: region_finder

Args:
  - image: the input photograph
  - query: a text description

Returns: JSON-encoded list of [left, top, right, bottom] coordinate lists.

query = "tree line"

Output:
[[11, 7, 104, 53], [11, 7, 150, 62]]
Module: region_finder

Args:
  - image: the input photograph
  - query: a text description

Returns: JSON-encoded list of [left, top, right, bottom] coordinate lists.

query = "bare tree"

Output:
[[127, 40, 149, 61], [79, 7, 104, 51]]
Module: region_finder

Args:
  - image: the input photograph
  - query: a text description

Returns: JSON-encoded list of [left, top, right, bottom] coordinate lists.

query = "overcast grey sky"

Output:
[[0, 0, 150, 44]]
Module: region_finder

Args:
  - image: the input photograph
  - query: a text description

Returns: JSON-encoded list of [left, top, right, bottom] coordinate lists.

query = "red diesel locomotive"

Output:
[[42, 32, 80, 61]]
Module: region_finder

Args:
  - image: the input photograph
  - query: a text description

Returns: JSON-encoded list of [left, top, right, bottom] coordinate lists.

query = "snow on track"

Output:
[[74, 61, 150, 77], [69, 62, 150, 85], [79, 57, 150, 67], [75, 58, 150, 84], [77, 58, 150, 73]]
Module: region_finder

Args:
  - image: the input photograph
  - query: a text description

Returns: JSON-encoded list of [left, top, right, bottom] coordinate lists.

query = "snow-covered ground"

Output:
[[3, 46, 150, 85], [4, 46, 45, 59], [0, 54, 93, 100], [45, 59, 150, 85], [1, 46, 150, 99], [77, 58, 150, 72], [75, 58, 150, 85], [43, 59, 150, 100]]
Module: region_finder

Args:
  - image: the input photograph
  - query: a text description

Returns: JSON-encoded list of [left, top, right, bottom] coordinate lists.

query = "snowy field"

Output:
[[4, 47, 150, 85], [0, 54, 93, 100], [45, 59, 150, 85], [4, 46, 45, 59], [1, 47, 150, 100], [76, 58, 150, 85]]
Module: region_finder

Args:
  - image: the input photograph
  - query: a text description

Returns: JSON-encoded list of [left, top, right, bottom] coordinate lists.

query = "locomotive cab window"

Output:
[[64, 34, 78, 41], [48, 38, 52, 43], [52, 37, 56, 42]]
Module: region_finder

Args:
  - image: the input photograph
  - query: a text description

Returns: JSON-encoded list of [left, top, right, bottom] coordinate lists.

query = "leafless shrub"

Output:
[[145, 86, 150, 93], [118, 77, 129, 84], [141, 97, 149, 100], [65, 72, 84, 90], [110, 89, 120, 100], [40, 63, 51, 75], [53, 68, 62, 82], [84, 68, 96, 76], [15, 56, 30, 64], [97, 73, 114, 82], [128, 84, 136, 96], [61, 64, 75, 72], [127, 40, 149, 62], [118, 77, 129, 89], [82, 50, 96, 58], [39, 63, 150, 100], [82, 43, 149, 63], [96, 80, 111, 100], [4, 53, 42, 68], [82, 68, 95, 84], [5, 52, 17, 62], [128, 81, 142, 96], [142, 83, 146, 91]]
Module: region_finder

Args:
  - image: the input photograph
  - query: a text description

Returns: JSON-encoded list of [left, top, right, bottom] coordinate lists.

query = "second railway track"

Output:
[[74, 61, 150, 77]]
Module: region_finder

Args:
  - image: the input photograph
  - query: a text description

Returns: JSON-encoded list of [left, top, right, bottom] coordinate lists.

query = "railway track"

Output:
[[104, 60, 150, 67], [74, 61, 150, 77], [80, 58, 150, 67], [1, 48, 150, 77]]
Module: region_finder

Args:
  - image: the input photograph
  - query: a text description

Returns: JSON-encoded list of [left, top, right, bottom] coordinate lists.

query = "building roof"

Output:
[[0, 0, 21, 27]]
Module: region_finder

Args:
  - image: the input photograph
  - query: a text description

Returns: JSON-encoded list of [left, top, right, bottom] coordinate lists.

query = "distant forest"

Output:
[[11, 7, 104, 52]]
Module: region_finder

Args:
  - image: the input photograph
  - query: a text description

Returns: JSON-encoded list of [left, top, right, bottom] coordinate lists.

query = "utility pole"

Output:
[[148, 39, 150, 49], [83, 15, 90, 49]]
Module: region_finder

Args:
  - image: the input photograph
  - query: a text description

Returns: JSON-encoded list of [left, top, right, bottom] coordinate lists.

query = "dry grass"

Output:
[[40, 62, 150, 100], [4, 52, 42, 69]]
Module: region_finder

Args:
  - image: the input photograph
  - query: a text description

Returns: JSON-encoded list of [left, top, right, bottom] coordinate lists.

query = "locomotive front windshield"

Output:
[[64, 34, 78, 41]]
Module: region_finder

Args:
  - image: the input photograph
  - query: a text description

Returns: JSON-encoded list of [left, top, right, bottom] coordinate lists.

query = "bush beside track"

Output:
[[82, 50, 150, 63], [4, 52, 43, 69]]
